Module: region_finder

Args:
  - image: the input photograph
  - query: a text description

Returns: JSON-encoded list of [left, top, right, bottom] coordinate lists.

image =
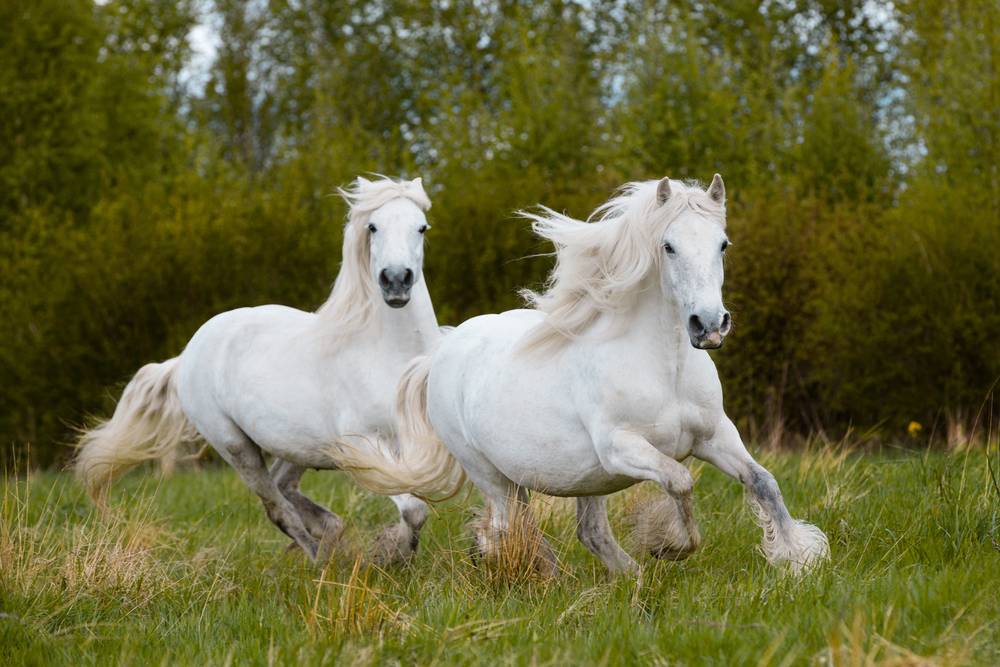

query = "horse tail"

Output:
[[335, 354, 465, 501], [74, 357, 198, 506]]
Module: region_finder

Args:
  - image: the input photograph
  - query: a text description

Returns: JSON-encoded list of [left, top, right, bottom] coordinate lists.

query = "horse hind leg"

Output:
[[270, 459, 345, 563], [576, 496, 639, 574], [370, 494, 428, 565], [472, 481, 558, 576], [433, 425, 557, 575]]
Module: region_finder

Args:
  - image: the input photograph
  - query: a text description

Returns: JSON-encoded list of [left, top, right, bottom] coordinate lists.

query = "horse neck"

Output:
[[377, 274, 440, 354], [611, 274, 689, 367], [312, 274, 439, 355]]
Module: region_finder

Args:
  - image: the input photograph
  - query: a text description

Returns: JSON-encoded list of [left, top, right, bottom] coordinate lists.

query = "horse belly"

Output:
[[508, 455, 636, 497], [439, 336, 627, 496]]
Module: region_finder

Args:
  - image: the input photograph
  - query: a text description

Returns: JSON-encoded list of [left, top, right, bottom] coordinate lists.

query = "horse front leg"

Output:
[[694, 418, 829, 573], [595, 429, 701, 560]]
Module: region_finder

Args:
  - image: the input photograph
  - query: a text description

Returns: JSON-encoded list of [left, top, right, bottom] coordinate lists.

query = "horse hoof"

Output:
[[533, 555, 560, 578], [370, 522, 417, 566], [650, 546, 693, 561], [315, 520, 346, 566]]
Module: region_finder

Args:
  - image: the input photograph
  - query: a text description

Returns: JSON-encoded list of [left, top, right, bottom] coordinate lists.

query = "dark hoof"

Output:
[[650, 545, 695, 561]]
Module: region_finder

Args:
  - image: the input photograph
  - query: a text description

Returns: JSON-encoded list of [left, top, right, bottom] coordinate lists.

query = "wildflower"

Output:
[[907, 421, 923, 438]]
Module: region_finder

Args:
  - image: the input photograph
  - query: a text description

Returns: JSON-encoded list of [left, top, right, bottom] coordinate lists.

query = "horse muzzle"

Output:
[[687, 311, 731, 349], [379, 267, 414, 308]]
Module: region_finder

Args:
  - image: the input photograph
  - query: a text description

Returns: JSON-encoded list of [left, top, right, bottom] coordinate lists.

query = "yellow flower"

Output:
[[907, 421, 923, 438]]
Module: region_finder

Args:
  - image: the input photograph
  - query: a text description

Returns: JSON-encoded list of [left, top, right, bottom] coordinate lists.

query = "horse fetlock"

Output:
[[402, 504, 428, 531], [649, 522, 700, 560], [324, 515, 346, 542], [471, 524, 501, 559], [315, 526, 342, 566]]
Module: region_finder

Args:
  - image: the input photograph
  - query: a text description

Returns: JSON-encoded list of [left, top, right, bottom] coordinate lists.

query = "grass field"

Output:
[[2, 446, 999, 666]]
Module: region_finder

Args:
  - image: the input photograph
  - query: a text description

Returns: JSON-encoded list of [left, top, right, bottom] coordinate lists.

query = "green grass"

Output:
[[2, 447, 999, 665]]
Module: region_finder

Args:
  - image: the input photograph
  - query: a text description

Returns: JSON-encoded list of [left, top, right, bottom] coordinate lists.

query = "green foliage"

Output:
[[1, 0, 999, 465]]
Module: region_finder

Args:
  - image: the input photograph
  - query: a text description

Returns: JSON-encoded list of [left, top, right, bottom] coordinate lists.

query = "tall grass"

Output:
[[2, 442, 999, 665]]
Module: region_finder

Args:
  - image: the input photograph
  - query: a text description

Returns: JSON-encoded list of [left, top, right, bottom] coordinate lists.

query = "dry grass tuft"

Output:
[[57, 518, 177, 604], [463, 502, 562, 592], [305, 558, 414, 639], [820, 611, 974, 667], [1, 475, 190, 608]]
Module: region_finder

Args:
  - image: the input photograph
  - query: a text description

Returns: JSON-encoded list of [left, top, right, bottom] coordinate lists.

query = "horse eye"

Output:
[[367, 223, 377, 233], [663, 243, 675, 255], [721, 240, 730, 252], [418, 224, 429, 234]]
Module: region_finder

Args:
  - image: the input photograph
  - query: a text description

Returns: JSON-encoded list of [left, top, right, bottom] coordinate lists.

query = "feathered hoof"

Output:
[[773, 521, 830, 575], [466, 512, 499, 562], [465, 512, 547, 566], [465, 511, 558, 577], [749, 500, 830, 575], [369, 521, 419, 566], [629, 493, 701, 561], [315, 518, 346, 567]]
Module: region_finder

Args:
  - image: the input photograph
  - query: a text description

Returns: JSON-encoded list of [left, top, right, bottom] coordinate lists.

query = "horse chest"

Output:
[[320, 355, 407, 433], [600, 375, 711, 459]]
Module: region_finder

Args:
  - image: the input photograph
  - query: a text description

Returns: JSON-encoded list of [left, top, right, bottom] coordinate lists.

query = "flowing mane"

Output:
[[317, 176, 432, 336], [518, 179, 725, 352]]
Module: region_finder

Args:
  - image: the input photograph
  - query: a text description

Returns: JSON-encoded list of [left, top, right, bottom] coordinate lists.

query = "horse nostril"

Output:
[[402, 268, 414, 287], [688, 314, 705, 335], [379, 269, 392, 289], [721, 312, 732, 333]]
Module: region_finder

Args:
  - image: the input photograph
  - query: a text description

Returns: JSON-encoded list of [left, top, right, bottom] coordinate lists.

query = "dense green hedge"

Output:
[[2, 1, 998, 466]]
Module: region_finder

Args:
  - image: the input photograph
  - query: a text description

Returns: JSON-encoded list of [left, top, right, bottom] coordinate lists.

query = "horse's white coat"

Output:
[[342, 176, 829, 574], [76, 176, 438, 563]]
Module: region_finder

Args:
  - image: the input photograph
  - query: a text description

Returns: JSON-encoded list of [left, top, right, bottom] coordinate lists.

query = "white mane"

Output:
[[317, 176, 431, 336], [519, 179, 725, 352]]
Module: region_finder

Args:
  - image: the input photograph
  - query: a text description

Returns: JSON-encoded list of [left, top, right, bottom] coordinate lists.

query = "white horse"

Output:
[[338, 175, 830, 574], [76, 176, 439, 564]]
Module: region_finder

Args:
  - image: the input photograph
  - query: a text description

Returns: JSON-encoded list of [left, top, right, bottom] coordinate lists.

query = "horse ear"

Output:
[[356, 176, 373, 190], [656, 177, 672, 205], [408, 176, 432, 211], [707, 174, 725, 205]]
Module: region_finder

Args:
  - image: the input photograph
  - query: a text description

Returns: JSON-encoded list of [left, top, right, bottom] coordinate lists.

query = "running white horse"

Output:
[[76, 176, 438, 564], [338, 175, 830, 574]]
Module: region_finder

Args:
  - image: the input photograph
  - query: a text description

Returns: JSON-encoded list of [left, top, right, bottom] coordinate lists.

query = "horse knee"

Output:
[[272, 466, 301, 497]]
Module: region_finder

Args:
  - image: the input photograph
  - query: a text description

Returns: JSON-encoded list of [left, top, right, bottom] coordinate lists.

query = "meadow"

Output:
[[3, 444, 998, 666], [4, 4, 999, 664]]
